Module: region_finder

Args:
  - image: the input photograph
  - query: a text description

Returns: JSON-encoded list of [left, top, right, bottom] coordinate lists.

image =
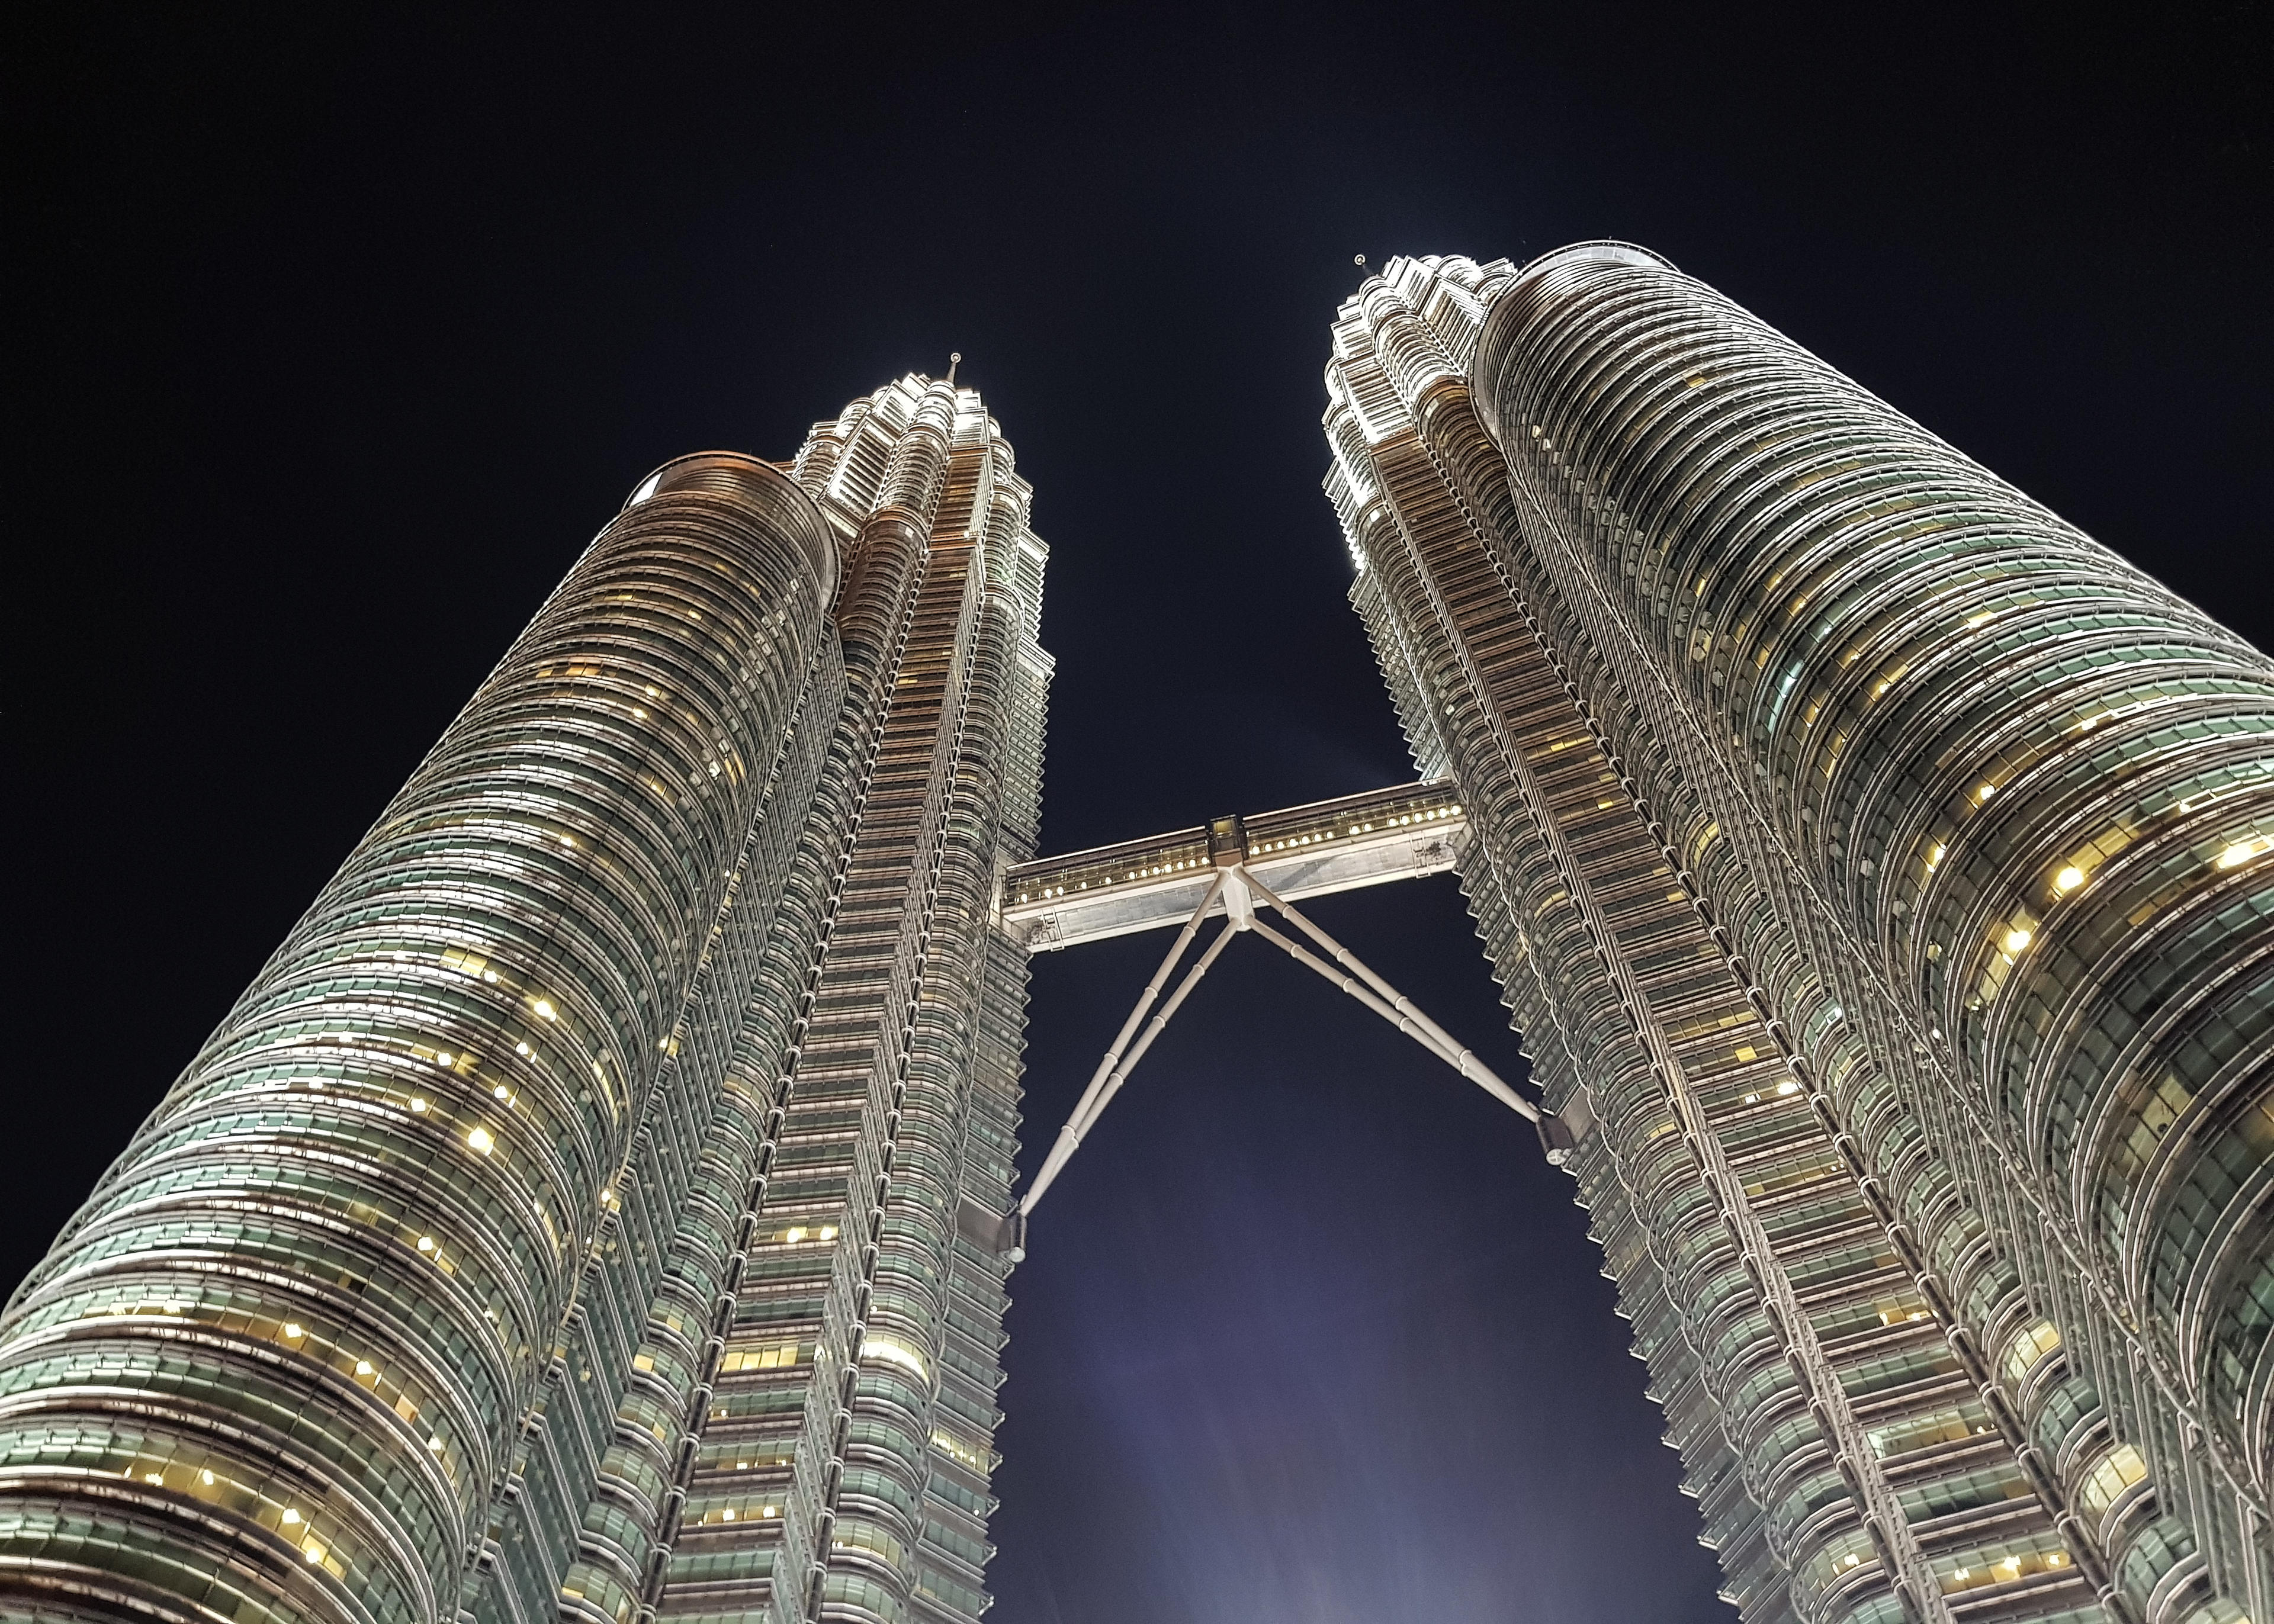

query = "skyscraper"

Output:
[[1324, 249, 2273, 1624], [0, 375, 1048, 1624], [6, 247, 2268, 1624]]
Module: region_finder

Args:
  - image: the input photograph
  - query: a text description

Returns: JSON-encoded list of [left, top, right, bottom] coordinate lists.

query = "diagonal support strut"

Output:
[[1016, 863, 1539, 1229], [1019, 872, 1226, 1217], [1239, 869, 1538, 1122]]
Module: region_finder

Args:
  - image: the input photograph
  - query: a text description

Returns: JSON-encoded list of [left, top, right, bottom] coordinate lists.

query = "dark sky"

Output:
[[10, 5, 2269, 1621]]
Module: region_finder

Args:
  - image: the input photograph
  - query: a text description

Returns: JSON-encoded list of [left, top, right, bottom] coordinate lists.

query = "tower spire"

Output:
[[946, 350, 961, 385]]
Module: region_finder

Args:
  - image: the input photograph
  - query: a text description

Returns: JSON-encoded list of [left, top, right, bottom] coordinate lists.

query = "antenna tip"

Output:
[[1354, 254, 1366, 267]]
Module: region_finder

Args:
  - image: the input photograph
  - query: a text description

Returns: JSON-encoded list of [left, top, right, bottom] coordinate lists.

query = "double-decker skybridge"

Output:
[[968, 780, 1551, 1256], [1000, 779, 1469, 947]]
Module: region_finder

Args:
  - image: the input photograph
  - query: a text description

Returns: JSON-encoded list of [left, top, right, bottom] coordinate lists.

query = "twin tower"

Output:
[[3, 246, 2270, 1624]]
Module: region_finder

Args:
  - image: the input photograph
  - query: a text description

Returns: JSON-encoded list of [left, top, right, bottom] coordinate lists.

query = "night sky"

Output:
[[11, 7, 2270, 1621]]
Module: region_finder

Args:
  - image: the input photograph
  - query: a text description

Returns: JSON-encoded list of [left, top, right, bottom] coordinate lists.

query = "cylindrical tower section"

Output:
[[0, 455, 837, 1624], [835, 382, 958, 662], [1476, 245, 2274, 1600]]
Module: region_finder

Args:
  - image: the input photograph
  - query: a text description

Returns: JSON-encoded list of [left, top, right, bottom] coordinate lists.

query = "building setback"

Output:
[[1325, 249, 2273, 1624], [0, 376, 1048, 1624]]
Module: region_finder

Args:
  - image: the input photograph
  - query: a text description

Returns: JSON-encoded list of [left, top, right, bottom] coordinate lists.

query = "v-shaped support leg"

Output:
[[1020, 873, 1233, 1218], [1016, 863, 1540, 1231]]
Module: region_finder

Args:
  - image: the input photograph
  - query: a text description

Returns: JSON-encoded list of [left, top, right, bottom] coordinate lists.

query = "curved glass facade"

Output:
[[1329, 250, 2274, 1624], [0, 453, 837, 1623], [617, 379, 1049, 1624], [0, 385, 1049, 1624]]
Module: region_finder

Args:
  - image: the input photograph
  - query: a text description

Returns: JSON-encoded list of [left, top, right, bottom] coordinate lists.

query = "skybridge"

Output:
[[974, 780, 1559, 1257], [998, 780, 1470, 950]]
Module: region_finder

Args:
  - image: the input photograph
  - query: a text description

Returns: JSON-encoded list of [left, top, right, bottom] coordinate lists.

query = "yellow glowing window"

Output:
[[862, 1334, 930, 1381], [930, 1428, 990, 1471], [2076, 1442, 2147, 1518], [723, 1340, 802, 1372], [2002, 1320, 2060, 1385]]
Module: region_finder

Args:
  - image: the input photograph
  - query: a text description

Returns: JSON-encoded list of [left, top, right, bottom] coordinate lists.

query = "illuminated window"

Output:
[[861, 1334, 929, 1381], [2002, 1320, 2060, 1385], [2076, 1441, 2148, 1519]]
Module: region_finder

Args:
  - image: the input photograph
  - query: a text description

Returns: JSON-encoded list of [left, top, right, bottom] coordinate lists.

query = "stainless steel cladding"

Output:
[[0, 378, 1051, 1624], [1330, 249, 2274, 1624], [0, 454, 837, 1623]]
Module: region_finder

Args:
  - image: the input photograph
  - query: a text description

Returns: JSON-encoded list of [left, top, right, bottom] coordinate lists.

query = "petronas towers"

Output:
[[4, 245, 2267, 1624]]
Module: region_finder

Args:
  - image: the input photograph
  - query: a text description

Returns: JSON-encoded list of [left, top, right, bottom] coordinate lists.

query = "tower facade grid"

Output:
[[0, 377, 1047, 1624], [1325, 247, 2273, 1624], [1, 242, 2268, 1624]]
